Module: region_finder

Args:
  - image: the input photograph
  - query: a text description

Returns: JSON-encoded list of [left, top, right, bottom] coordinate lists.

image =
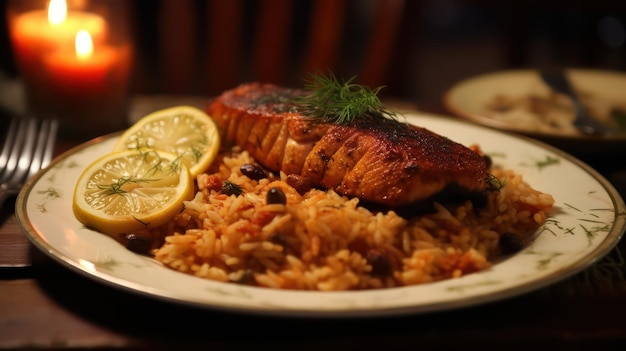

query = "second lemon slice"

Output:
[[73, 150, 194, 235], [113, 105, 220, 177]]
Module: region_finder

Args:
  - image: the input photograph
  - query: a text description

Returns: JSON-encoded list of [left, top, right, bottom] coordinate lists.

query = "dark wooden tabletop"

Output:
[[1, 97, 626, 350]]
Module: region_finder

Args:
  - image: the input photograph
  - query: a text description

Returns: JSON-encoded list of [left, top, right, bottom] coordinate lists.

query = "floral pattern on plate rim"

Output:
[[17, 113, 625, 316]]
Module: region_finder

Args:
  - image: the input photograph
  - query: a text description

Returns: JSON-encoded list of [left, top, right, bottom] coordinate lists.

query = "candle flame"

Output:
[[48, 0, 67, 25], [75, 30, 94, 59]]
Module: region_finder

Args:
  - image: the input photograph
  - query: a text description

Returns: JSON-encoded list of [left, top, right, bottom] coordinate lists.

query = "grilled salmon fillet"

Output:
[[205, 83, 488, 207]]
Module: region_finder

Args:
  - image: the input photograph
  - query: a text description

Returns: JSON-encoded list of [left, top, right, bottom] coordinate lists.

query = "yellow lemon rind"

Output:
[[112, 105, 221, 177], [72, 150, 194, 235]]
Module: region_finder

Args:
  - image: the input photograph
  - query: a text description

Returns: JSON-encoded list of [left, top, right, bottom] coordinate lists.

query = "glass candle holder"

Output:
[[6, 0, 133, 140]]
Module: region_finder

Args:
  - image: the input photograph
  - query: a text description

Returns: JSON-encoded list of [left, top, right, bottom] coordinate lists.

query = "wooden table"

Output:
[[2, 98, 626, 350]]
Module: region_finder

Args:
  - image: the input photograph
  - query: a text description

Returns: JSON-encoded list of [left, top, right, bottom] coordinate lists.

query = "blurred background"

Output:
[[1, 0, 625, 111]]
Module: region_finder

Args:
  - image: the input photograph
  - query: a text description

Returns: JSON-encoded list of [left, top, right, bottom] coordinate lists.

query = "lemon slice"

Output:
[[113, 105, 220, 177], [73, 149, 194, 235]]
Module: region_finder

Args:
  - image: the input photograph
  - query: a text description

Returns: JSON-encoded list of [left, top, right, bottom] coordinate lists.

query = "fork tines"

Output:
[[0, 116, 59, 186]]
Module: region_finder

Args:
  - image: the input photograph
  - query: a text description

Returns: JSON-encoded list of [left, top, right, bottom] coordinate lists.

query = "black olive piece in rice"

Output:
[[366, 249, 392, 276], [266, 187, 287, 205], [233, 269, 256, 285], [498, 232, 525, 255], [124, 233, 154, 254], [240, 163, 267, 180], [269, 233, 288, 247]]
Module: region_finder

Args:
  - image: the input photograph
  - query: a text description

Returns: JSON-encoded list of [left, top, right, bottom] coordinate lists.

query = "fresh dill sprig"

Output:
[[295, 71, 397, 124], [222, 180, 244, 196], [95, 150, 182, 196], [486, 173, 506, 192], [97, 176, 152, 196]]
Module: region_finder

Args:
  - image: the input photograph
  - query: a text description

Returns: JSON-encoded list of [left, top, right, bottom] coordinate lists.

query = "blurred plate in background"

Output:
[[443, 69, 626, 158]]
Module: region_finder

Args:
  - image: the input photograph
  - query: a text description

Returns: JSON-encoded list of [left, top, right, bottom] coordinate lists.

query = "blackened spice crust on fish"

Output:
[[205, 83, 488, 207]]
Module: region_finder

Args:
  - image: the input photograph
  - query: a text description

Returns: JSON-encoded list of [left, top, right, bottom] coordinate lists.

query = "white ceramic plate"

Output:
[[443, 69, 626, 157], [16, 112, 626, 317]]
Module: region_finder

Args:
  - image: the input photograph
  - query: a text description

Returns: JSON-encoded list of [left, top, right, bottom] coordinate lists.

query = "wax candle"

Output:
[[9, 0, 109, 124], [42, 30, 132, 136], [7, 0, 132, 140], [44, 30, 125, 95], [9, 0, 108, 72]]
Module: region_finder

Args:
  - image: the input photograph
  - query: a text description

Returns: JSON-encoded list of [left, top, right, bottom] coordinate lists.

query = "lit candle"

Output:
[[9, 0, 107, 71], [42, 29, 132, 136], [44, 30, 129, 95], [8, 0, 132, 139]]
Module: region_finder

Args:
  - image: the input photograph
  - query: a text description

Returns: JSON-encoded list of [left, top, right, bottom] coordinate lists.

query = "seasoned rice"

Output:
[[150, 147, 554, 291]]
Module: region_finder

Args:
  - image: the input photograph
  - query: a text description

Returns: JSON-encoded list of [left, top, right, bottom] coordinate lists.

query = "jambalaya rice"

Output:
[[150, 146, 554, 291]]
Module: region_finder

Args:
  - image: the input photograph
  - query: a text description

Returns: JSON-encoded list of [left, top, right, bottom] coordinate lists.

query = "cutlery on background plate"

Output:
[[539, 69, 613, 136]]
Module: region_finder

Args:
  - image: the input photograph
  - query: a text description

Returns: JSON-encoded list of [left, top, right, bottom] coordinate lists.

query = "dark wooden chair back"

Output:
[[147, 0, 414, 97]]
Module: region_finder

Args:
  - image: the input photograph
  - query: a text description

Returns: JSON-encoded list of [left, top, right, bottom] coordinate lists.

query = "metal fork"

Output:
[[0, 116, 59, 207]]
